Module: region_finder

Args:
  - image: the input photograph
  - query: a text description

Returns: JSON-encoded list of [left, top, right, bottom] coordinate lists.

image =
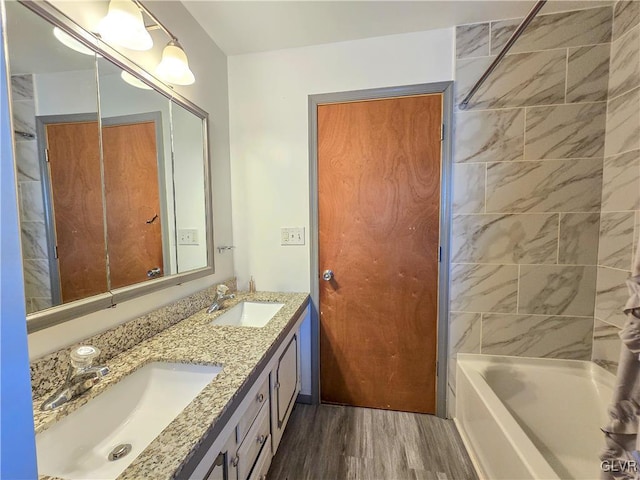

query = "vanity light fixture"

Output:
[[155, 40, 195, 86], [97, 0, 153, 51], [120, 70, 153, 90], [53, 27, 96, 56]]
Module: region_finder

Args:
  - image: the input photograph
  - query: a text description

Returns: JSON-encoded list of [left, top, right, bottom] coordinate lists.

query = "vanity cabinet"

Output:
[[186, 306, 307, 480]]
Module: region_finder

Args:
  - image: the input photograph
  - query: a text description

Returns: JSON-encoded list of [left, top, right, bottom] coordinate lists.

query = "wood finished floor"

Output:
[[268, 404, 478, 480]]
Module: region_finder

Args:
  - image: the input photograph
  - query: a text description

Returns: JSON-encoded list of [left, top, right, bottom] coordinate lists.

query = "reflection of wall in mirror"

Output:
[[12, 74, 52, 314]]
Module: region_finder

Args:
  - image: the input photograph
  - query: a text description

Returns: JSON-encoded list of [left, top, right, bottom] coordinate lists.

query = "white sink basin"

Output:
[[211, 301, 284, 328], [36, 362, 222, 480]]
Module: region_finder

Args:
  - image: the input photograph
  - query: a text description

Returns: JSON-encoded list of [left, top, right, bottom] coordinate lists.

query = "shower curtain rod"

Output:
[[459, 0, 547, 109]]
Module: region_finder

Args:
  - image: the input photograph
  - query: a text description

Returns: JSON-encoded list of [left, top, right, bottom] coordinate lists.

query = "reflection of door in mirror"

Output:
[[43, 116, 164, 302], [102, 120, 163, 289]]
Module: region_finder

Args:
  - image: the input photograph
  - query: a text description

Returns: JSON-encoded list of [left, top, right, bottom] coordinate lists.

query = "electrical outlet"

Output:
[[178, 229, 199, 245], [281, 227, 305, 245]]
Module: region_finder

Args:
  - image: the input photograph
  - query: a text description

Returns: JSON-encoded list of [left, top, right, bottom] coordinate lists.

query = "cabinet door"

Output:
[[271, 332, 300, 452]]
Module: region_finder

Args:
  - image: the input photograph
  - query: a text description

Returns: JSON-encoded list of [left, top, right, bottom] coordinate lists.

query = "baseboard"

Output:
[[296, 393, 312, 404]]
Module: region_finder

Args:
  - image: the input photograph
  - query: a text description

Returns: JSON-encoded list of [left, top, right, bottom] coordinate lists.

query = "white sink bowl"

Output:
[[36, 362, 222, 480], [211, 301, 284, 328]]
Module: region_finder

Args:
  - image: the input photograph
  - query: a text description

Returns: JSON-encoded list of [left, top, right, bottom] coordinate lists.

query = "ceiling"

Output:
[[181, 1, 611, 56]]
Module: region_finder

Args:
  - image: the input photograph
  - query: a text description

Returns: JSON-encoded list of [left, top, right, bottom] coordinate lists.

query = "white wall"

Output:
[[28, 1, 232, 359], [228, 28, 455, 394]]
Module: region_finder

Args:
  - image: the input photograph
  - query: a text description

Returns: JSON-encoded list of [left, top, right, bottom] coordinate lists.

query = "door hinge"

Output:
[[440, 123, 444, 141], [438, 246, 442, 263], [436, 360, 439, 376], [54, 245, 59, 259], [45, 148, 50, 163]]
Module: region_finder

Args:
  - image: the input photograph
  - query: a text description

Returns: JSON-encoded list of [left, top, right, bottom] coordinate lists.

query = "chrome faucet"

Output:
[[207, 284, 236, 313], [40, 345, 109, 411]]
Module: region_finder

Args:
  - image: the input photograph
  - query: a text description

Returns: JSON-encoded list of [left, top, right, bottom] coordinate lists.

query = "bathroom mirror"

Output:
[[3, 0, 214, 330]]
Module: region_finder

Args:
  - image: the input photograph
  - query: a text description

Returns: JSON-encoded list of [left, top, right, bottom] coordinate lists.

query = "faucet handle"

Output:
[[216, 284, 230, 296], [70, 345, 101, 368]]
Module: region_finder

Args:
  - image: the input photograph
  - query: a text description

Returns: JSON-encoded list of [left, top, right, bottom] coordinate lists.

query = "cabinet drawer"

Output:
[[236, 377, 269, 443], [247, 435, 272, 480], [237, 402, 270, 480]]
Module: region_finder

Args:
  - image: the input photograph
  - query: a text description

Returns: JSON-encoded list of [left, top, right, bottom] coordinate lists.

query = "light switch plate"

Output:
[[178, 229, 199, 245], [281, 227, 305, 245]]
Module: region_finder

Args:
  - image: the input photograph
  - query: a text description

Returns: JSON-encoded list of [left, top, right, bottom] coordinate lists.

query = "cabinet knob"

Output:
[[257, 393, 264, 403], [257, 434, 266, 445], [231, 455, 239, 467]]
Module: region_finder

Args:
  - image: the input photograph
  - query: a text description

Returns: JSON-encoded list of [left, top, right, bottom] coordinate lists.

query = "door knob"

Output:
[[322, 270, 334, 281], [147, 267, 161, 278]]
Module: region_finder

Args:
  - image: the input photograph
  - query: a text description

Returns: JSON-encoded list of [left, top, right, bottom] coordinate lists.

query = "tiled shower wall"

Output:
[[592, 1, 640, 374], [449, 6, 614, 412], [12, 74, 53, 313]]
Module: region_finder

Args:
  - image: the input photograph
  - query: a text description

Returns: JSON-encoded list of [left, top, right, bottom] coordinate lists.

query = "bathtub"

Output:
[[455, 354, 615, 480]]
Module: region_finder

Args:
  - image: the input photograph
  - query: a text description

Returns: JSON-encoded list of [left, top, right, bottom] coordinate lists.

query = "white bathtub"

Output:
[[455, 354, 615, 480]]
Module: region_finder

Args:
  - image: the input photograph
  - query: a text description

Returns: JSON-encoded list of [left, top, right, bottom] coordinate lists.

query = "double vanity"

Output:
[[32, 291, 309, 480]]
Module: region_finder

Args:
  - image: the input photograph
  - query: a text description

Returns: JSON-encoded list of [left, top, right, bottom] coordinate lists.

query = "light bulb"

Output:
[[120, 71, 152, 90], [155, 40, 195, 85], [97, 0, 153, 51]]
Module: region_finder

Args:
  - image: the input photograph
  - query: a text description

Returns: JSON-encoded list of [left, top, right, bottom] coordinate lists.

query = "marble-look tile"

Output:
[[451, 213, 558, 264], [19, 181, 45, 222], [452, 163, 485, 213], [486, 159, 602, 213], [592, 319, 622, 374], [635, 211, 640, 265], [455, 55, 493, 108], [518, 265, 597, 316], [447, 382, 456, 419], [605, 87, 640, 156], [21, 221, 49, 260], [11, 100, 36, 138], [481, 314, 593, 360], [450, 264, 518, 313], [525, 103, 607, 160], [598, 212, 635, 270], [15, 140, 40, 182], [595, 266, 631, 328], [566, 44, 610, 103], [11, 74, 34, 102], [613, 1, 640, 41], [31, 297, 53, 312], [491, 7, 612, 55], [609, 25, 640, 99], [601, 150, 640, 212], [558, 213, 600, 265], [456, 50, 566, 109], [454, 108, 524, 163], [456, 23, 490, 59], [23, 259, 51, 299], [447, 312, 481, 395]]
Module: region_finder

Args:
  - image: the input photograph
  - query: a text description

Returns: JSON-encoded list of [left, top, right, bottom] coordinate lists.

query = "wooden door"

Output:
[[101, 121, 163, 289], [45, 122, 107, 303], [318, 94, 442, 414]]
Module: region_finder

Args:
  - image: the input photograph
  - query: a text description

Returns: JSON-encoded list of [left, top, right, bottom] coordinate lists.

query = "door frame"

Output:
[[308, 82, 454, 418]]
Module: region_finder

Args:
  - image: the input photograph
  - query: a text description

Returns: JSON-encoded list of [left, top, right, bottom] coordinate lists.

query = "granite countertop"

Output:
[[33, 291, 309, 480]]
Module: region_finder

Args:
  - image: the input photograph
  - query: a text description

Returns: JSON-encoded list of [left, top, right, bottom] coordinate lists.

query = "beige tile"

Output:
[[609, 24, 640, 99], [451, 213, 558, 264], [592, 319, 622, 374], [601, 150, 640, 212], [518, 265, 597, 316], [605, 87, 640, 156], [456, 50, 566, 109], [558, 213, 600, 265], [486, 159, 602, 213], [566, 44, 610, 103], [454, 108, 524, 163], [491, 7, 612, 54], [456, 23, 490, 59], [595, 266, 631, 328], [481, 314, 593, 360], [525, 103, 606, 160], [452, 163, 485, 213], [450, 264, 518, 313], [598, 212, 635, 270], [613, 1, 640, 41]]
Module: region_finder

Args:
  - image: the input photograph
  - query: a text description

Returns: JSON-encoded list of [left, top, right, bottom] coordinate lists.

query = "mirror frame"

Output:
[[6, 0, 215, 333]]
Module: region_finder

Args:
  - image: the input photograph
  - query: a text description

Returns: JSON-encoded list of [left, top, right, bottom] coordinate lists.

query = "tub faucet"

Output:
[[207, 284, 236, 313], [40, 345, 109, 411]]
